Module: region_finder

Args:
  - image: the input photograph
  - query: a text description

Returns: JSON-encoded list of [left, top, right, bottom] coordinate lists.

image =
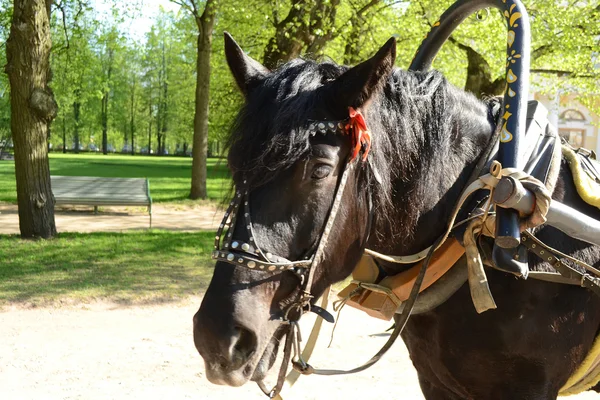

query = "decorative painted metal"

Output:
[[409, 0, 531, 251]]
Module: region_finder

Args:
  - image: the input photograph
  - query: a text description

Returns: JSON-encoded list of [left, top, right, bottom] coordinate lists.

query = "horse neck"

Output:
[[368, 71, 497, 259]]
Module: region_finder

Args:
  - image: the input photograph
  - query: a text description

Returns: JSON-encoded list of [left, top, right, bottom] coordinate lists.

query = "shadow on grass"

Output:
[[0, 231, 218, 307]]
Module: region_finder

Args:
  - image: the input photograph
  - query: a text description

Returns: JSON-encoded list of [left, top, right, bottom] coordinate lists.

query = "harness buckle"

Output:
[[292, 359, 315, 375]]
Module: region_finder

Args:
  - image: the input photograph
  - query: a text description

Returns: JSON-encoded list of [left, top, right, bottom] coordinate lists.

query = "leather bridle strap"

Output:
[[300, 161, 355, 303], [291, 234, 440, 377], [258, 324, 295, 398], [256, 160, 357, 398]]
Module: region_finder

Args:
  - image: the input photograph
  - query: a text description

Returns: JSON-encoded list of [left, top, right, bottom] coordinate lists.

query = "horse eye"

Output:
[[311, 164, 333, 180]]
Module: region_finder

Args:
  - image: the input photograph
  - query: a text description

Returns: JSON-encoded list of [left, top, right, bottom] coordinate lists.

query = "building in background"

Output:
[[535, 93, 600, 154]]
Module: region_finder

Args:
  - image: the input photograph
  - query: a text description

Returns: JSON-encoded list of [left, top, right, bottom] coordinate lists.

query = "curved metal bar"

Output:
[[410, 0, 531, 250]]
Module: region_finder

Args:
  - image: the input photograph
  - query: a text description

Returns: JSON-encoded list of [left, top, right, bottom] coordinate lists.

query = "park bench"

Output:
[[50, 176, 153, 228]]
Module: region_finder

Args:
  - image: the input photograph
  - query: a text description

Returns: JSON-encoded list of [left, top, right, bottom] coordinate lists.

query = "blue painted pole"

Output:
[[410, 0, 531, 249]]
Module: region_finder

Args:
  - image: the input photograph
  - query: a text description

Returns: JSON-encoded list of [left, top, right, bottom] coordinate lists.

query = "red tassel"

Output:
[[346, 107, 371, 162]]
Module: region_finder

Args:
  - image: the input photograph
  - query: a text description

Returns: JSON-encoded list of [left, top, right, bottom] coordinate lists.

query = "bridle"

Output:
[[211, 110, 372, 398], [212, 117, 361, 299]]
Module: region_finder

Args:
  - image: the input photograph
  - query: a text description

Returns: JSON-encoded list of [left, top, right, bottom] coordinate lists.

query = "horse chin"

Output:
[[204, 364, 250, 387]]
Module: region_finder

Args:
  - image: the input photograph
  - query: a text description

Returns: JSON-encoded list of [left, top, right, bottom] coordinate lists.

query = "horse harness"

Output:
[[211, 97, 600, 398]]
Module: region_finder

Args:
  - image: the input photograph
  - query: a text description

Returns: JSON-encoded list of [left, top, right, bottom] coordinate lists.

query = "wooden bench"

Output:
[[51, 176, 153, 228]]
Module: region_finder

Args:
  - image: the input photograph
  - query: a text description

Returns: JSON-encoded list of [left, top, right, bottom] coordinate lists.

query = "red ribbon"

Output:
[[345, 107, 371, 162]]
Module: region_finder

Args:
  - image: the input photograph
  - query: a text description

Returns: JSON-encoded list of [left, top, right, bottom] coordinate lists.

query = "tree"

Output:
[[402, 0, 600, 99], [0, 1, 13, 151], [99, 35, 114, 154], [5, 0, 57, 238], [262, 0, 341, 68], [171, 0, 217, 200]]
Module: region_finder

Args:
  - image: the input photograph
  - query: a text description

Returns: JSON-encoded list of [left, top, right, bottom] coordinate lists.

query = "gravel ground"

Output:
[[0, 298, 425, 400], [1, 298, 599, 400]]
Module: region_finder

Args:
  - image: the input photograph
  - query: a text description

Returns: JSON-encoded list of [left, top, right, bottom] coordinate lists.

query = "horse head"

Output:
[[193, 33, 397, 387]]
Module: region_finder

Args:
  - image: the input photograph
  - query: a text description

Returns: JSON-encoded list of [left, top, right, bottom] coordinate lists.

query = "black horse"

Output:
[[193, 34, 600, 399]]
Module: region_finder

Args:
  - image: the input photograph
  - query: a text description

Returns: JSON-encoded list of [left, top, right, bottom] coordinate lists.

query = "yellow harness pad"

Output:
[[560, 333, 600, 395], [563, 145, 600, 209], [559, 145, 600, 395]]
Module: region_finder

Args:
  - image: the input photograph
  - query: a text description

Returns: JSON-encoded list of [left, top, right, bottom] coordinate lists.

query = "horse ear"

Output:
[[329, 37, 396, 110], [224, 32, 269, 95]]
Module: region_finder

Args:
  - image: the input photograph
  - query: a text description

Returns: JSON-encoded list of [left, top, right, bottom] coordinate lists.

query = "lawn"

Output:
[[0, 153, 231, 204], [0, 231, 217, 307]]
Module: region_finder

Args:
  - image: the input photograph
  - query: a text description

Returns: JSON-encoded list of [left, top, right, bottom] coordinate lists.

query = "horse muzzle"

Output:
[[193, 308, 259, 384]]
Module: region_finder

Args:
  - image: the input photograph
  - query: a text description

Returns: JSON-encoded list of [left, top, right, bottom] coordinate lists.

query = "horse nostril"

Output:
[[229, 325, 257, 370]]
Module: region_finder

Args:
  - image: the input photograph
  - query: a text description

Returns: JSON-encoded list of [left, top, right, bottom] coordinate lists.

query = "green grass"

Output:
[[0, 231, 217, 307], [0, 153, 231, 204]]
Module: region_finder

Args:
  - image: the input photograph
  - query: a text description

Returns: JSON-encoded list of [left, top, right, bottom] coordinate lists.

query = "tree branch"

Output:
[[169, 0, 197, 18], [57, 1, 70, 51], [531, 69, 599, 78], [375, 0, 405, 13], [532, 44, 553, 60]]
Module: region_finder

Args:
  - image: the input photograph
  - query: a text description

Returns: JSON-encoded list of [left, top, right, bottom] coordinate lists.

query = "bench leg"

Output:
[[94, 206, 98, 215], [148, 206, 152, 229]]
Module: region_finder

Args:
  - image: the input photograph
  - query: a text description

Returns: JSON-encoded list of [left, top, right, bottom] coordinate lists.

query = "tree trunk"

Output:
[[101, 48, 113, 155], [263, 0, 340, 69], [130, 76, 135, 155], [452, 40, 505, 98], [159, 44, 168, 156], [73, 92, 80, 154], [147, 101, 152, 154], [101, 91, 108, 154], [62, 113, 66, 154], [189, 0, 216, 199], [156, 95, 162, 156], [5, 0, 57, 239]]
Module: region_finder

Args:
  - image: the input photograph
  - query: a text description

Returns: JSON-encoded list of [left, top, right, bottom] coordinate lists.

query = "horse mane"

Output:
[[226, 58, 497, 243]]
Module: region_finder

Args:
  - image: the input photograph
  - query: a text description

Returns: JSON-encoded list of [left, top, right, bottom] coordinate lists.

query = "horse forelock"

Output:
[[226, 59, 349, 188]]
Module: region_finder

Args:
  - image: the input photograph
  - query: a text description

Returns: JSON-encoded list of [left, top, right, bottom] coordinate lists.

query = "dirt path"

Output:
[[0, 203, 221, 234], [1, 298, 599, 400], [0, 298, 424, 400], [1, 205, 599, 399]]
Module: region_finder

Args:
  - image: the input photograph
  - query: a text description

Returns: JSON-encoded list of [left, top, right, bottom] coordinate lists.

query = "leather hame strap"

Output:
[[521, 232, 600, 297]]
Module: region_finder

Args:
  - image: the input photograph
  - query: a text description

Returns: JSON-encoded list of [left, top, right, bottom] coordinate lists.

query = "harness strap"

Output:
[[521, 232, 600, 296], [258, 324, 295, 399], [290, 235, 440, 377]]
